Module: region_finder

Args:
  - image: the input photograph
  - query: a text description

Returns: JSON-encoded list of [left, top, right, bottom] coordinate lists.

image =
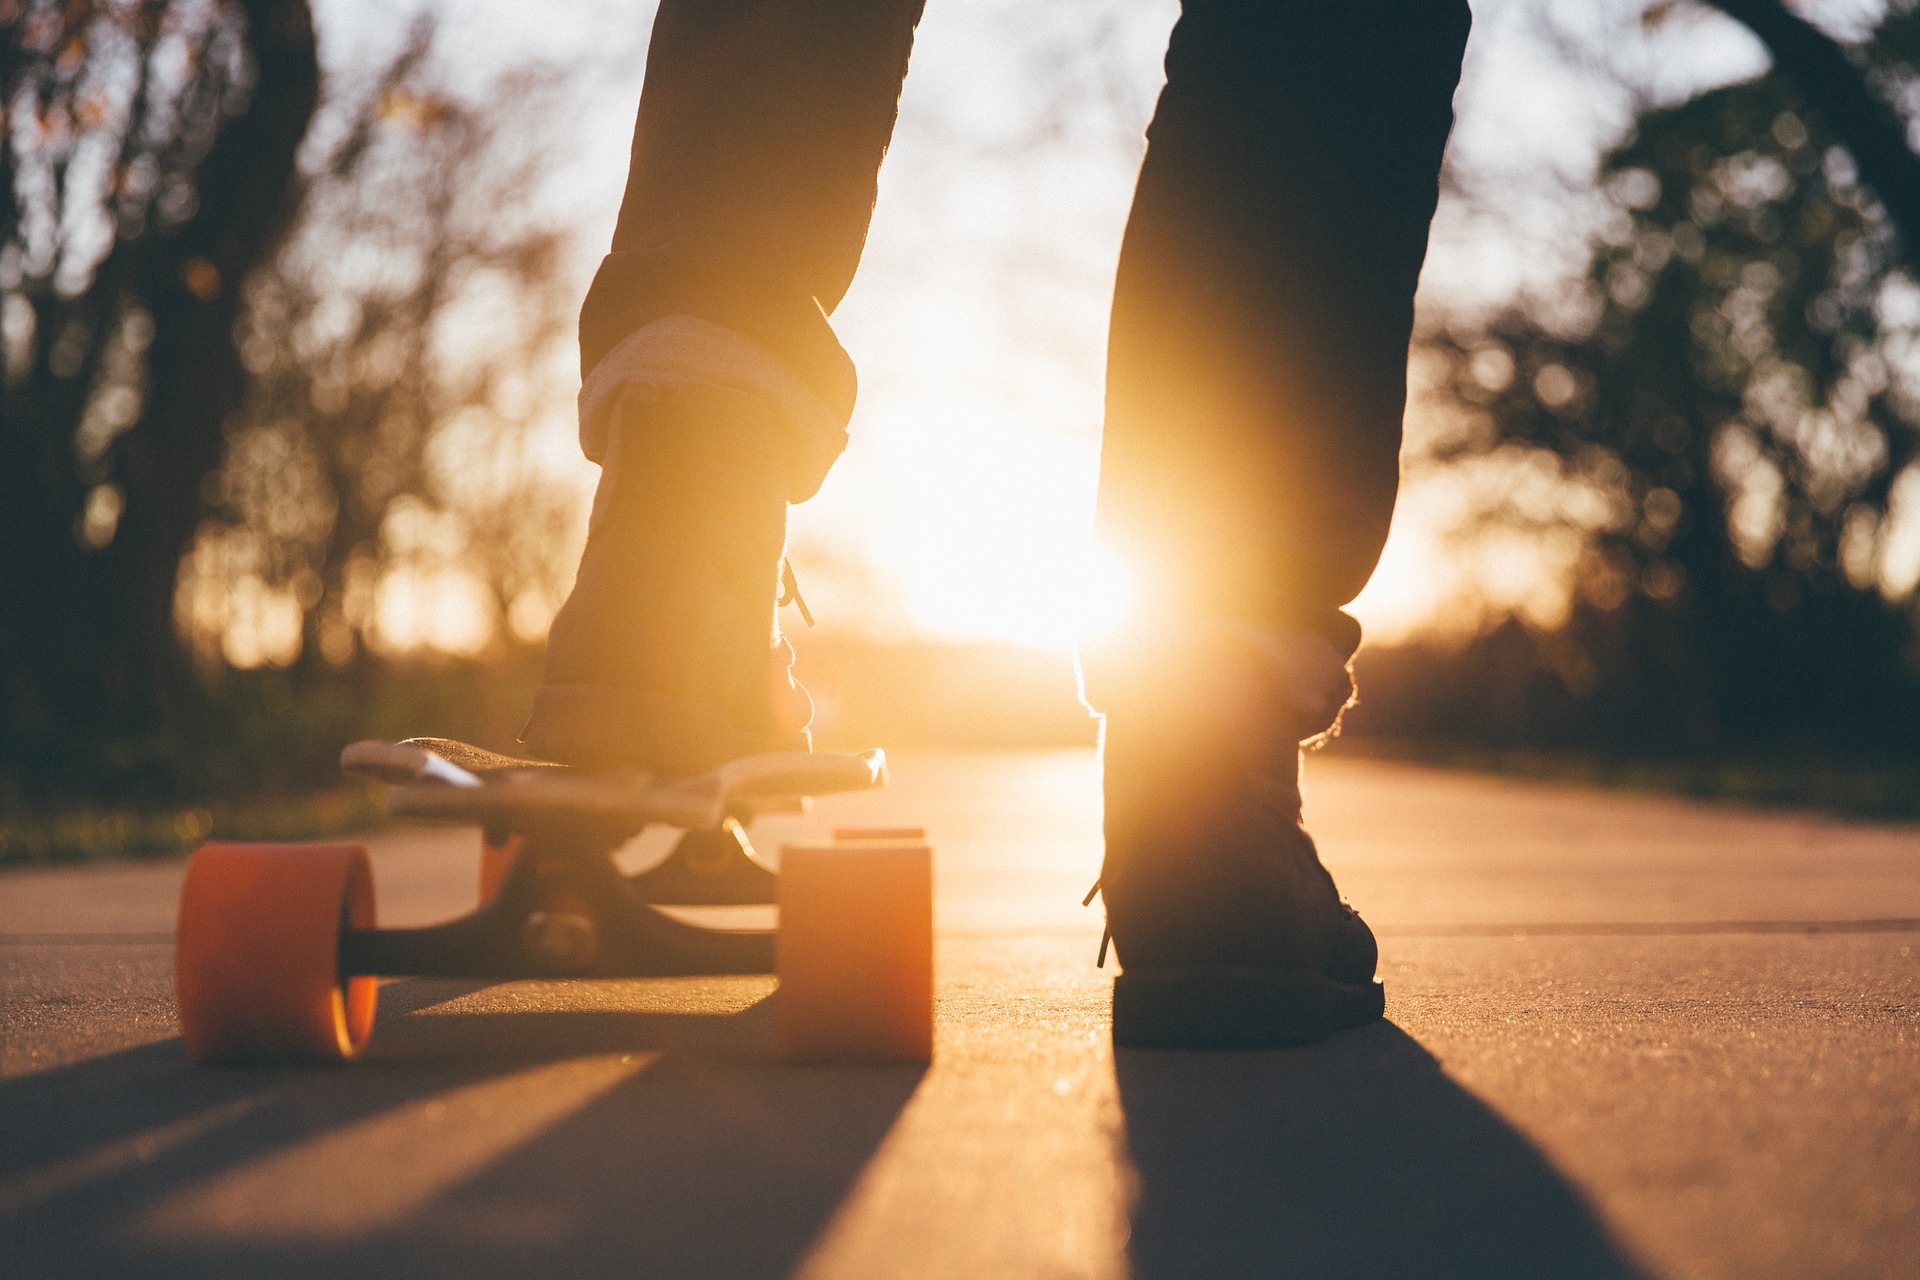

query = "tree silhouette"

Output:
[[1373, 5, 1920, 754], [1, 0, 318, 782]]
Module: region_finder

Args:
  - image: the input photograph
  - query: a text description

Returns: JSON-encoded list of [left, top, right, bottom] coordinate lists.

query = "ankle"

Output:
[[530, 382, 809, 765]]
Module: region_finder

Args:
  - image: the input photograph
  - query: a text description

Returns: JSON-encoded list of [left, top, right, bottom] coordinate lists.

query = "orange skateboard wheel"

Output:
[[175, 842, 377, 1065], [479, 833, 523, 902], [777, 836, 933, 1062]]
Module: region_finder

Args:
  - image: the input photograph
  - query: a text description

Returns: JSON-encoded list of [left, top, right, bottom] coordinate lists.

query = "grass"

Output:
[[0, 787, 387, 867], [1331, 737, 1920, 823], [8, 639, 1920, 868], [0, 656, 538, 868], [15, 741, 1920, 871]]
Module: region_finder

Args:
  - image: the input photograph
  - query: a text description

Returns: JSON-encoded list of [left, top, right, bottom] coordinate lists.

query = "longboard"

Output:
[[173, 736, 929, 1065], [339, 736, 887, 832]]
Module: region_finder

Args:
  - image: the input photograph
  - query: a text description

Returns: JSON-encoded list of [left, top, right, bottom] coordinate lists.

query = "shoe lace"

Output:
[[778, 560, 814, 627], [1084, 877, 1110, 968]]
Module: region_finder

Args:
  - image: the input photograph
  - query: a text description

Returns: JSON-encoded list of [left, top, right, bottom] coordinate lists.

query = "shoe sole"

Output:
[[1112, 965, 1385, 1049]]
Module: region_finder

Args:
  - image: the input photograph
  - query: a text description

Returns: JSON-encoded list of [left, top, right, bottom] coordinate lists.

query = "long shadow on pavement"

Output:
[[1, 979, 923, 1280], [1116, 1020, 1648, 1280]]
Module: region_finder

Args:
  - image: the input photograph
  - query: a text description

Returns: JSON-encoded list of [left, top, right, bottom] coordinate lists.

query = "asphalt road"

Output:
[[2, 750, 1916, 1279]]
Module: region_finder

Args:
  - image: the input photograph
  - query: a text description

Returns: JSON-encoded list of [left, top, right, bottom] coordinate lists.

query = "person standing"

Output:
[[523, 0, 1472, 1048]]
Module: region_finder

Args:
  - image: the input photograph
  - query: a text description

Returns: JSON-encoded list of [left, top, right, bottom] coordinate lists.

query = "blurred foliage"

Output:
[[23, 0, 1920, 847], [0, 788, 381, 866], [1326, 729, 1920, 823], [0, 652, 547, 863], [1, 8, 585, 808], [2, 0, 319, 782], [1372, 5, 1920, 755], [176, 34, 584, 677]]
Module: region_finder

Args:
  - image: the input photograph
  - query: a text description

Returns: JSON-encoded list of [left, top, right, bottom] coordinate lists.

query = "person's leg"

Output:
[[526, 0, 925, 772], [1085, 0, 1472, 1046], [581, 0, 927, 421]]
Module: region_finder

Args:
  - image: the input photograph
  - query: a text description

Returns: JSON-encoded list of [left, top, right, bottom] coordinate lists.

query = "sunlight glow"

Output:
[[370, 568, 495, 658], [793, 400, 1112, 650], [1347, 462, 1589, 646], [251, 0, 1738, 666], [1074, 541, 1140, 645]]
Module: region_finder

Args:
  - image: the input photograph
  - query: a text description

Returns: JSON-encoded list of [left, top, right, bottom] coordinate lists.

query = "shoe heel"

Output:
[[1111, 965, 1384, 1049]]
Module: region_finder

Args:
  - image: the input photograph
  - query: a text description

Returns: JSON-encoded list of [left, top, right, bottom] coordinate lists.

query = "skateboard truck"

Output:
[[329, 739, 883, 979], [337, 829, 798, 980]]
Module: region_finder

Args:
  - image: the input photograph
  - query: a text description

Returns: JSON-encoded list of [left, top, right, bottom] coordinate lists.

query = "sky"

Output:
[[312, 0, 1794, 654]]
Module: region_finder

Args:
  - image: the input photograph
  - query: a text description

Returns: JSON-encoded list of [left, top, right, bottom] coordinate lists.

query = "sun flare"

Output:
[[793, 398, 1125, 649]]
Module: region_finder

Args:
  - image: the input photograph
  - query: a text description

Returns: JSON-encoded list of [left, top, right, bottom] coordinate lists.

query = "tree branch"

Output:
[[1705, 0, 1920, 254]]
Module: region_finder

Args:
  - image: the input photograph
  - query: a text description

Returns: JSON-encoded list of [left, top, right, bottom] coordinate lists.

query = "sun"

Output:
[[795, 399, 1140, 650], [1073, 540, 1141, 645]]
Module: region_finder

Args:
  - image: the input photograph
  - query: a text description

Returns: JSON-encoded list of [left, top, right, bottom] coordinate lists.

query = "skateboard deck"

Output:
[[340, 737, 887, 833]]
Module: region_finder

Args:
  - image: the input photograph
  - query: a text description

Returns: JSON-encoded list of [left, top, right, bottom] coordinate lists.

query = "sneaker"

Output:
[[1084, 621, 1384, 1048], [522, 376, 812, 775]]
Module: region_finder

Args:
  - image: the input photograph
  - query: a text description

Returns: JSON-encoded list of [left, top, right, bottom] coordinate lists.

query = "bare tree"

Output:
[[1383, 2, 1920, 753], [1704, 0, 1920, 252], [1, 0, 319, 777], [177, 41, 585, 676]]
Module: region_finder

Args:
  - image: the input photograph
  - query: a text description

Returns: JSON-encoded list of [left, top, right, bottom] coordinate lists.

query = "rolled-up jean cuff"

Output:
[[579, 250, 858, 417], [578, 315, 851, 502], [1077, 619, 1357, 746]]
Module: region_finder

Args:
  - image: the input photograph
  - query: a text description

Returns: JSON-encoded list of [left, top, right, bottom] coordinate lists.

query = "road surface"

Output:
[[3, 751, 1916, 1278]]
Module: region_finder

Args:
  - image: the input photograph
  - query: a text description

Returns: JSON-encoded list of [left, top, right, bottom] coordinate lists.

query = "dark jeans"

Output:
[[580, 0, 1471, 657]]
